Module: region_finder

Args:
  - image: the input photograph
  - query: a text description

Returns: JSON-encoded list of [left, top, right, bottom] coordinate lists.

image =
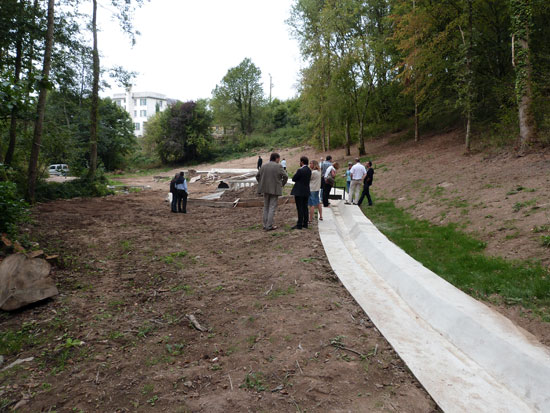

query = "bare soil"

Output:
[[3, 130, 549, 411], [0, 191, 437, 412]]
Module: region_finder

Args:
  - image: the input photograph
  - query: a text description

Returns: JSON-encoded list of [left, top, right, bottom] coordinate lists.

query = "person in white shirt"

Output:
[[281, 158, 287, 171], [347, 158, 366, 205]]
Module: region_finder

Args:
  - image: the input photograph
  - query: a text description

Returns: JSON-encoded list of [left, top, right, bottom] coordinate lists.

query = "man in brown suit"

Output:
[[256, 152, 288, 231]]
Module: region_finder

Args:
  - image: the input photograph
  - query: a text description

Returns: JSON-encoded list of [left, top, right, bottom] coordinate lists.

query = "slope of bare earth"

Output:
[[122, 131, 550, 271], [0, 191, 438, 412]]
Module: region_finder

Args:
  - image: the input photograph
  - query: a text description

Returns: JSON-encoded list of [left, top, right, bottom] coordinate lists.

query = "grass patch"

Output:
[[240, 372, 266, 392], [0, 322, 40, 356], [362, 199, 550, 313]]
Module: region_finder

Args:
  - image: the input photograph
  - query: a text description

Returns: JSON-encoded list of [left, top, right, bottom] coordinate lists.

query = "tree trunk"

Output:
[[326, 117, 331, 151], [464, 0, 473, 153], [345, 116, 351, 156], [27, 0, 55, 202], [320, 117, 326, 152], [5, 0, 24, 165], [247, 93, 252, 135], [465, 111, 471, 152], [358, 119, 366, 156], [511, 0, 536, 153], [413, 0, 420, 143], [414, 99, 419, 142], [89, 0, 100, 178]]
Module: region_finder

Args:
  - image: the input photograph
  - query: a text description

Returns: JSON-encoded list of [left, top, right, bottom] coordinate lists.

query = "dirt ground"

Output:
[[119, 133, 550, 270], [3, 131, 549, 412], [0, 191, 438, 412]]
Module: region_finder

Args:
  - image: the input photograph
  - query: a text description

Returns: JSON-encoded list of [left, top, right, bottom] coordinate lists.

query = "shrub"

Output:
[[35, 173, 113, 202], [0, 181, 29, 236]]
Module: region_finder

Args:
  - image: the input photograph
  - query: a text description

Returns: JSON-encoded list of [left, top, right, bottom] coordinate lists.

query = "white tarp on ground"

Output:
[[318, 200, 550, 413]]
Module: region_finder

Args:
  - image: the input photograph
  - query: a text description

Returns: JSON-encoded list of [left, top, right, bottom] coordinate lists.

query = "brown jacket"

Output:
[[256, 161, 288, 196]]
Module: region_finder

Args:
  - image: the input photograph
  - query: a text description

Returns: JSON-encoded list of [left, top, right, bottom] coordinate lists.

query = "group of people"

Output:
[[169, 172, 188, 213], [255, 152, 374, 231]]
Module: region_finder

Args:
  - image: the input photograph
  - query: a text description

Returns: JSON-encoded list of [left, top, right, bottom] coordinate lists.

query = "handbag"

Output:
[[325, 175, 335, 186]]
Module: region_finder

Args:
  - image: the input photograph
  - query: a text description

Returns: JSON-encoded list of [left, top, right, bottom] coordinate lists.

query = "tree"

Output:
[[211, 58, 264, 135], [27, 0, 54, 202], [89, 0, 145, 178], [145, 101, 213, 164], [511, 0, 536, 152]]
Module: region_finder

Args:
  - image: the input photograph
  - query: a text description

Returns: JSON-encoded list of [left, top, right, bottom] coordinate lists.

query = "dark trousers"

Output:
[[176, 190, 188, 213], [171, 192, 177, 212], [358, 184, 372, 206], [323, 183, 333, 207], [294, 196, 309, 228]]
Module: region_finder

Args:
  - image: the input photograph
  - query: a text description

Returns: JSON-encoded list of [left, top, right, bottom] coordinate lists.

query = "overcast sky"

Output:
[[97, 0, 302, 101]]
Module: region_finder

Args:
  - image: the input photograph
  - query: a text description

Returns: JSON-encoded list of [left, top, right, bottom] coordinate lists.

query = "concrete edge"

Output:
[[319, 200, 550, 412]]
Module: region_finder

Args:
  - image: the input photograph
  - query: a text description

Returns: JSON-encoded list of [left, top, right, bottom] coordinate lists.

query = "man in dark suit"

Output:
[[358, 161, 374, 207], [291, 156, 312, 229]]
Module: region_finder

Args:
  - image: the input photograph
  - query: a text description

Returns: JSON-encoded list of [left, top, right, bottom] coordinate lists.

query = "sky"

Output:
[[97, 0, 303, 102]]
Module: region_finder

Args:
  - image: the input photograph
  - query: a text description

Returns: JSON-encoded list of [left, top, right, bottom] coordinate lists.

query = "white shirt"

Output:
[[350, 163, 366, 180], [324, 165, 335, 178], [281, 160, 287, 168]]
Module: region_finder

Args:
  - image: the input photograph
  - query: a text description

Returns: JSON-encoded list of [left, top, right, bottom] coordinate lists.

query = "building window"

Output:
[[140, 98, 147, 106], [140, 110, 147, 117], [134, 122, 140, 131], [159, 101, 163, 107], [134, 110, 137, 117], [133, 99, 137, 106]]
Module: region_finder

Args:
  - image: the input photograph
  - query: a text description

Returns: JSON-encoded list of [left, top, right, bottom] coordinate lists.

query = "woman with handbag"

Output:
[[322, 162, 339, 207]]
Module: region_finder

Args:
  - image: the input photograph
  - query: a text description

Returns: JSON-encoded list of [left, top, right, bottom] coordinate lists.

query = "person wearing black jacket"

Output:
[[257, 156, 263, 170], [358, 161, 374, 206], [169, 173, 178, 212], [290, 156, 312, 229]]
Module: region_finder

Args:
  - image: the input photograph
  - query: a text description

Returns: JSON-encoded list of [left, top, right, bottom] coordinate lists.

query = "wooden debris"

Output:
[[186, 314, 207, 332], [1, 356, 34, 371], [1, 234, 12, 248], [13, 241, 25, 253], [45, 255, 59, 265], [232, 198, 240, 208], [29, 250, 45, 259]]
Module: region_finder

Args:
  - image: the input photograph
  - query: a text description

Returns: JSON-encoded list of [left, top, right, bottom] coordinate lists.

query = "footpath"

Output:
[[318, 200, 550, 413]]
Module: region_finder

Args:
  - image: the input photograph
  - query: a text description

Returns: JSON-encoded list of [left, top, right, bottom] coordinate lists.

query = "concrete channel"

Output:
[[318, 200, 550, 413]]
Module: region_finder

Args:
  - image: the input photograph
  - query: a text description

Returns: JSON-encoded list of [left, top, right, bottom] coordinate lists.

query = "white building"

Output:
[[112, 90, 172, 137]]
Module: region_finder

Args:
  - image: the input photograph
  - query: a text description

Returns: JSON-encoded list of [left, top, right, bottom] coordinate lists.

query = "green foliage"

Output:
[[0, 181, 29, 236], [211, 58, 264, 135], [35, 174, 113, 202], [240, 372, 266, 392], [0, 322, 38, 356], [144, 100, 213, 164]]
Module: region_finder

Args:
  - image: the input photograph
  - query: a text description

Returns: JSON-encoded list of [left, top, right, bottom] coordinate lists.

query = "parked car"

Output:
[[48, 164, 69, 176]]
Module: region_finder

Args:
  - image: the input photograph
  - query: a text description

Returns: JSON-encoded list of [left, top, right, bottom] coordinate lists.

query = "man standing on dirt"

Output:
[[358, 161, 374, 207], [257, 156, 263, 170], [256, 153, 288, 231], [290, 156, 311, 230]]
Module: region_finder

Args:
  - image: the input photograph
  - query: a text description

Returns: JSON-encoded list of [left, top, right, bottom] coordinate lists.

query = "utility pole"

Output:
[[269, 73, 273, 103]]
